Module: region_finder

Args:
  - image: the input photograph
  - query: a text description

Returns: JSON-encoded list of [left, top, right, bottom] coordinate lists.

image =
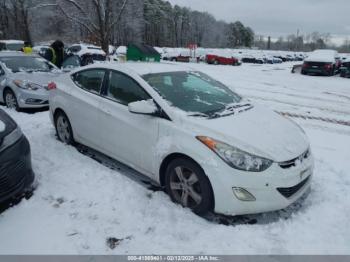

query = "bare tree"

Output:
[[57, 0, 127, 53]]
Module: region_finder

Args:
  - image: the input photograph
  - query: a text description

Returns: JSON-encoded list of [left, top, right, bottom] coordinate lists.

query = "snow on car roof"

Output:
[[0, 120, 5, 132], [123, 62, 193, 75], [305, 49, 338, 63], [89, 62, 193, 76], [0, 40, 24, 44]]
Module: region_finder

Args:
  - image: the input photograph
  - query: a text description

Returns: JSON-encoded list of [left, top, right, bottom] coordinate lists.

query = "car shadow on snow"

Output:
[[0, 104, 49, 114], [75, 143, 312, 227]]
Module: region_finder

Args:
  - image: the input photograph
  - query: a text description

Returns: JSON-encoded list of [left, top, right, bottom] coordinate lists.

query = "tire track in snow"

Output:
[[249, 96, 350, 116], [277, 111, 350, 127]]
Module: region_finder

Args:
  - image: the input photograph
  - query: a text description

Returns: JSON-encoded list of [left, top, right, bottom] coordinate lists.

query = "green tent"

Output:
[[127, 43, 161, 62]]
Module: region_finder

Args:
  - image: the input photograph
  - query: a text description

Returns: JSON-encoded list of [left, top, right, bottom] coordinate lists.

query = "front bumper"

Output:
[[0, 135, 35, 204], [16, 88, 49, 108], [206, 154, 314, 216]]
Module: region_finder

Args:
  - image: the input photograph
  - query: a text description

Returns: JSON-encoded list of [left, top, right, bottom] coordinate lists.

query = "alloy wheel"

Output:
[[56, 115, 71, 143], [169, 166, 203, 208], [5, 92, 18, 109]]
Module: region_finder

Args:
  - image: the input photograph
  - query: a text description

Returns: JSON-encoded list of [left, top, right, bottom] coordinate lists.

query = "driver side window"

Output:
[[105, 71, 150, 105], [0, 65, 5, 76]]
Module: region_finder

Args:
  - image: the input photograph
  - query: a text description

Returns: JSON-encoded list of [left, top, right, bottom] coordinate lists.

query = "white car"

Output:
[[67, 44, 106, 62], [49, 62, 314, 216]]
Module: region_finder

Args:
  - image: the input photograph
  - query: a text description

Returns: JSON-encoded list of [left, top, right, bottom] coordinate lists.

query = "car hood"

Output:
[[180, 104, 309, 162], [7, 71, 61, 86]]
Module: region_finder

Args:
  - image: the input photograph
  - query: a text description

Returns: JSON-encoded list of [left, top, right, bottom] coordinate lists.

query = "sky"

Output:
[[167, 0, 350, 46]]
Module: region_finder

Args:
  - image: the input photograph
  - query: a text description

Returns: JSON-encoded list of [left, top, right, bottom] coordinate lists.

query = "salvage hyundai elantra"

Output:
[[49, 62, 314, 215]]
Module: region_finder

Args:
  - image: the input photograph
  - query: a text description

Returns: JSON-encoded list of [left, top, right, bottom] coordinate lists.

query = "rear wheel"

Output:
[[55, 111, 74, 145], [4, 89, 19, 111], [214, 60, 219, 65], [165, 158, 214, 215]]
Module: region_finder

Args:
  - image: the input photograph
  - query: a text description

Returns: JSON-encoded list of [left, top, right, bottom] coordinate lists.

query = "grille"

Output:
[[0, 159, 26, 198], [277, 176, 310, 198], [279, 149, 311, 169]]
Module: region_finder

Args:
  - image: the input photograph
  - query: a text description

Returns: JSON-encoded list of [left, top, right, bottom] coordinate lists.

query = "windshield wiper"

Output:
[[188, 112, 210, 118], [208, 103, 254, 119]]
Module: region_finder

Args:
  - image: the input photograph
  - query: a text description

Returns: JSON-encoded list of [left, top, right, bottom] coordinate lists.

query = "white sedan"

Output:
[[48, 62, 314, 216]]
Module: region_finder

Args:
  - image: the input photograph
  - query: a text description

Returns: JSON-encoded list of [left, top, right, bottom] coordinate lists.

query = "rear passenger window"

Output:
[[106, 71, 150, 105], [73, 69, 105, 94]]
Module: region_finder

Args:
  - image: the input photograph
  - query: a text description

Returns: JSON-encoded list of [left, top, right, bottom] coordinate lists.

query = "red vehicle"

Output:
[[206, 54, 241, 66]]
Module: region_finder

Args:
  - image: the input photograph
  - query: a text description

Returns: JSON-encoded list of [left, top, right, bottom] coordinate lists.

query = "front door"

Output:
[[97, 70, 159, 177]]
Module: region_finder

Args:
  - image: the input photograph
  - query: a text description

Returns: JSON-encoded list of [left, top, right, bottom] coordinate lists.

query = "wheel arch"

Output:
[[159, 152, 215, 211], [2, 86, 14, 100], [53, 107, 68, 121]]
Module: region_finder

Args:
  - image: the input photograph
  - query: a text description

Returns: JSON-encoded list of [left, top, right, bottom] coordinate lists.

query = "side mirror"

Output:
[[128, 100, 158, 115]]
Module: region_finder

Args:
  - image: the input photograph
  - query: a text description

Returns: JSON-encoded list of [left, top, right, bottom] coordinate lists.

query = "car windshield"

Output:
[[0, 56, 52, 73], [142, 71, 242, 116]]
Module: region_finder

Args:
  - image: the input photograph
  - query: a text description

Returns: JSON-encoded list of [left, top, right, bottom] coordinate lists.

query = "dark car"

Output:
[[340, 61, 350, 78], [301, 50, 339, 76], [0, 109, 35, 207], [242, 56, 264, 64]]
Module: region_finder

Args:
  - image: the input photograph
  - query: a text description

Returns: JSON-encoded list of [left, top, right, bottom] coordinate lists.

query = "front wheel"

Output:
[[4, 89, 19, 111], [165, 158, 214, 215], [55, 111, 74, 145]]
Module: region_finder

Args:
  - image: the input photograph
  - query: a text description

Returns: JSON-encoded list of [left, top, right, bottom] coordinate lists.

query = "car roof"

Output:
[[89, 62, 193, 76]]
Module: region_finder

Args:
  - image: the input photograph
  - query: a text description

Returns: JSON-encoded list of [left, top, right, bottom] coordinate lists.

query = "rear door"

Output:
[[68, 68, 107, 149], [97, 70, 159, 176]]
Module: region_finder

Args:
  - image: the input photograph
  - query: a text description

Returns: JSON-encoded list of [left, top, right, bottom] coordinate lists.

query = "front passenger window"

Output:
[[73, 69, 105, 94], [106, 71, 150, 105]]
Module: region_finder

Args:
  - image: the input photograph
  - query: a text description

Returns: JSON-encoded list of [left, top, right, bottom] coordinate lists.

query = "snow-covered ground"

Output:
[[0, 62, 349, 255]]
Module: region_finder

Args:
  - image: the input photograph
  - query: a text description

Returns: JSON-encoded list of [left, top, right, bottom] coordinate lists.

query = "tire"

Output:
[[4, 89, 19, 111], [214, 60, 219, 65], [165, 158, 214, 215], [301, 70, 307, 75], [55, 111, 74, 145]]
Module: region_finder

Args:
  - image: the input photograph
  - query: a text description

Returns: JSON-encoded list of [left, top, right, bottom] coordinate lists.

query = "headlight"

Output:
[[13, 80, 42, 91], [197, 136, 273, 172]]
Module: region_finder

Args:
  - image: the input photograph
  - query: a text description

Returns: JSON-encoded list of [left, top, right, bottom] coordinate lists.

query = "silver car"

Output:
[[0, 52, 60, 110]]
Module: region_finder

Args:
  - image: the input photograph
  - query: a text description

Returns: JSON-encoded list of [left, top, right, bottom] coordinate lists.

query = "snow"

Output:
[[0, 120, 5, 132], [0, 40, 24, 44], [304, 49, 338, 63], [0, 62, 349, 254]]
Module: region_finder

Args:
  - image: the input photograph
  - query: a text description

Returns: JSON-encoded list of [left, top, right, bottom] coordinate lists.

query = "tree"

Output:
[[57, 0, 127, 53]]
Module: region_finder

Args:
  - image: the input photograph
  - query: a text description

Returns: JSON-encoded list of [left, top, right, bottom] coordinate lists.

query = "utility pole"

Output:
[[296, 29, 300, 51]]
